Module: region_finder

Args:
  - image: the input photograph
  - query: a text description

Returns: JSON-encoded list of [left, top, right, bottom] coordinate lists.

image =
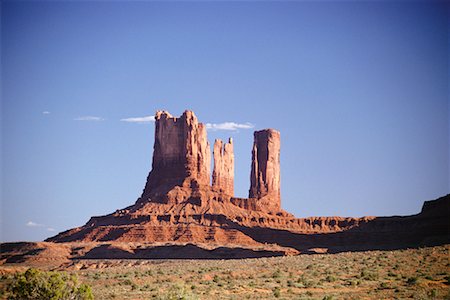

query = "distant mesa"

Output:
[[45, 110, 450, 256]]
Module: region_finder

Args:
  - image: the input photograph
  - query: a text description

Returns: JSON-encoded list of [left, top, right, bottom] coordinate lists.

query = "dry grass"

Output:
[[1, 245, 449, 299]]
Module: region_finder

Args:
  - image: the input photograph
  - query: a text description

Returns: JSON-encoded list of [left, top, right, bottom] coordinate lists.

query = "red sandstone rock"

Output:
[[212, 138, 234, 196], [47, 111, 295, 246], [44, 110, 450, 256], [249, 129, 281, 210], [140, 110, 211, 204]]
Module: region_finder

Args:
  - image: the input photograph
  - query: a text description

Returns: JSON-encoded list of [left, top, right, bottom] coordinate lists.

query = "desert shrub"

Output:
[[406, 277, 418, 285], [379, 282, 389, 289], [123, 278, 133, 286], [213, 275, 220, 283], [272, 286, 281, 298], [134, 270, 141, 277], [159, 284, 198, 300], [387, 271, 396, 277], [5, 268, 93, 300], [297, 275, 314, 288], [360, 270, 378, 281], [348, 280, 359, 287], [272, 269, 281, 278], [428, 289, 437, 297]]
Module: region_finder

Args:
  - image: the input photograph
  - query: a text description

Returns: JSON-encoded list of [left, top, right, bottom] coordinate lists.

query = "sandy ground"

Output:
[[1, 244, 449, 299]]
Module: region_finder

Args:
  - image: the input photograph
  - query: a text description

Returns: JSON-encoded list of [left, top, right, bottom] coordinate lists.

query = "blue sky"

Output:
[[1, 1, 448, 242]]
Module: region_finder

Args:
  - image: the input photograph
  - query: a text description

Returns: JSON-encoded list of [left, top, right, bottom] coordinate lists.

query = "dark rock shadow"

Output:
[[75, 243, 287, 260], [223, 206, 450, 254], [0, 243, 45, 263]]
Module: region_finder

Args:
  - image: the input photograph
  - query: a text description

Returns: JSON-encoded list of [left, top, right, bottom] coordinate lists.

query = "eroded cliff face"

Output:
[[249, 129, 281, 210], [47, 194, 450, 252], [140, 110, 211, 204], [139, 111, 281, 209], [49, 110, 296, 246], [212, 138, 234, 196]]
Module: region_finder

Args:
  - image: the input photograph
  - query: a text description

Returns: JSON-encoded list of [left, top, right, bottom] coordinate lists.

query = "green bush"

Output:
[[272, 286, 281, 298], [379, 282, 389, 289], [428, 289, 438, 297], [160, 284, 198, 300], [5, 268, 93, 300], [272, 269, 281, 279], [360, 270, 378, 281], [406, 277, 418, 285]]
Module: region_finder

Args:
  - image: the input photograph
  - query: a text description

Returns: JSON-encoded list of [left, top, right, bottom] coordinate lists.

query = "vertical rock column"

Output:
[[212, 138, 234, 196], [183, 110, 211, 186], [140, 110, 211, 203], [249, 129, 281, 209]]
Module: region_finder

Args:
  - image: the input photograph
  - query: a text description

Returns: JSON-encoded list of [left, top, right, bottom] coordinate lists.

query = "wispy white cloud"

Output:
[[120, 115, 155, 123], [26, 221, 45, 227], [74, 116, 105, 121], [26, 221, 56, 232], [205, 122, 254, 131], [42, 111, 51, 115]]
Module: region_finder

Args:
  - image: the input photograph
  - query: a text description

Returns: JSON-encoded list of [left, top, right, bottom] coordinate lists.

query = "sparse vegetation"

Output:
[[2, 268, 93, 300], [272, 286, 281, 298], [0, 245, 448, 299]]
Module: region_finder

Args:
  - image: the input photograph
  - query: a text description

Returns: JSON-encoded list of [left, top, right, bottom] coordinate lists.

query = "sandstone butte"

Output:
[[41, 110, 449, 257]]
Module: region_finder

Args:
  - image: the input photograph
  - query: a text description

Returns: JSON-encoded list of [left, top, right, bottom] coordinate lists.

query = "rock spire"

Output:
[[249, 129, 281, 210], [212, 138, 234, 196], [139, 110, 280, 210]]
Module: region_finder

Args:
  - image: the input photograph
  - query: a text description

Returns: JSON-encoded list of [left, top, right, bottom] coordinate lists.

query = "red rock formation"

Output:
[[139, 110, 211, 204], [212, 138, 234, 196], [48, 112, 291, 247], [249, 129, 281, 210], [45, 109, 450, 257]]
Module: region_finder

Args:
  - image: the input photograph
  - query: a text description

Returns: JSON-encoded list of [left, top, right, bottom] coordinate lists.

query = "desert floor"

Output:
[[1, 245, 449, 299]]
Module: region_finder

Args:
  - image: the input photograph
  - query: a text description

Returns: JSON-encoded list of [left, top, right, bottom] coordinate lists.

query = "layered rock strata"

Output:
[[46, 110, 449, 255], [49, 110, 293, 246], [249, 129, 281, 210], [212, 138, 234, 196], [47, 194, 450, 254]]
